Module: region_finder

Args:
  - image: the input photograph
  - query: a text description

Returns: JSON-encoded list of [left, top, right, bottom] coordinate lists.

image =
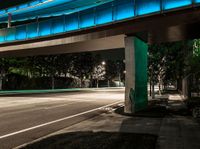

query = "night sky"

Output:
[[0, 0, 32, 9]]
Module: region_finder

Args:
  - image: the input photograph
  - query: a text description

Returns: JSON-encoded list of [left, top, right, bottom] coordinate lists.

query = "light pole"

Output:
[[7, 13, 12, 28], [116, 61, 121, 87]]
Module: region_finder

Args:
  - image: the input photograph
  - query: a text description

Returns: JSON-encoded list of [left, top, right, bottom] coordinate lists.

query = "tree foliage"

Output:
[[148, 39, 200, 97], [0, 52, 124, 90]]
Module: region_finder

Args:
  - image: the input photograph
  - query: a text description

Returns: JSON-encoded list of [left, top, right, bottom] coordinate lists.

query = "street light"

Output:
[[101, 61, 106, 65]]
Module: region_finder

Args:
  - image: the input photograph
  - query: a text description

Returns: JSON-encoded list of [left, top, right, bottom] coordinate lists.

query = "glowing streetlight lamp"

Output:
[[101, 61, 106, 65]]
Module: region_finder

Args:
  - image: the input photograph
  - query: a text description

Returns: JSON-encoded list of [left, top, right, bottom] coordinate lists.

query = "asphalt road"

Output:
[[0, 88, 124, 149]]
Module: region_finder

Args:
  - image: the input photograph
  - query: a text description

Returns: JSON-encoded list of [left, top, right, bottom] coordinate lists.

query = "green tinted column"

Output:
[[125, 36, 148, 113]]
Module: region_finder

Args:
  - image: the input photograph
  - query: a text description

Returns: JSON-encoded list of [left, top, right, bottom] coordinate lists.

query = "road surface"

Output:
[[0, 88, 124, 149]]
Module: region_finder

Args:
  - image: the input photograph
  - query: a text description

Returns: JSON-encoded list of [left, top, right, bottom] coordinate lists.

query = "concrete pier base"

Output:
[[124, 36, 148, 113]]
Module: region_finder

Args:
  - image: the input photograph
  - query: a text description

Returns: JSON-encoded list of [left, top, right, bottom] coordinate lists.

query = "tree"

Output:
[[148, 41, 192, 97], [70, 53, 94, 88], [43, 55, 59, 89], [92, 63, 106, 88], [187, 39, 200, 96], [193, 39, 200, 57], [148, 44, 166, 97], [116, 60, 125, 87], [30, 56, 48, 77], [104, 60, 117, 87], [0, 58, 10, 90], [56, 54, 73, 78]]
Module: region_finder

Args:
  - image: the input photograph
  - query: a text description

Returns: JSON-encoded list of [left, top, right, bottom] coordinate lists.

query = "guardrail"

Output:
[[0, 0, 199, 43], [0, 0, 47, 16]]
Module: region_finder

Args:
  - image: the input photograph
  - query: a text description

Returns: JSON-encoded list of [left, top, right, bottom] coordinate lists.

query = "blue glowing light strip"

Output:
[[0, 0, 199, 44], [0, 0, 51, 16], [0, 0, 114, 23]]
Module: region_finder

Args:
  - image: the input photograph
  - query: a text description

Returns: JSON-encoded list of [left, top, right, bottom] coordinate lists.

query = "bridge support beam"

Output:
[[124, 36, 148, 113]]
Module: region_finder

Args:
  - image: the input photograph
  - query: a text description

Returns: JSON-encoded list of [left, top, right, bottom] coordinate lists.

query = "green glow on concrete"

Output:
[[133, 37, 148, 112], [0, 87, 123, 95], [0, 88, 82, 95]]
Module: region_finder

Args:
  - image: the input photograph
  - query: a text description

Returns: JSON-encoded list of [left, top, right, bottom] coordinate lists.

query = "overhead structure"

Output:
[[0, 0, 114, 23], [0, 0, 200, 44]]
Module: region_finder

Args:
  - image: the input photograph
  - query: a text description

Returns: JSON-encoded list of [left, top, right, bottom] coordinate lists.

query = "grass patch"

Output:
[[21, 132, 157, 149]]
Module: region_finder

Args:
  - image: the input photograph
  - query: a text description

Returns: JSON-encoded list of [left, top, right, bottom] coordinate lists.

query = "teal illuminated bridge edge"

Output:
[[0, 0, 200, 44], [0, 0, 115, 23]]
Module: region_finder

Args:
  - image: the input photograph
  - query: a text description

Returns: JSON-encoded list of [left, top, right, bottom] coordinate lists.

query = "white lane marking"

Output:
[[0, 101, 122, 140], [43, 102, 77, 110]]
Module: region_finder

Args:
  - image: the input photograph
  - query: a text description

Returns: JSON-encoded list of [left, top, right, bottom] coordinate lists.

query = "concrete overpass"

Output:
[[0, 0, 200, 113]]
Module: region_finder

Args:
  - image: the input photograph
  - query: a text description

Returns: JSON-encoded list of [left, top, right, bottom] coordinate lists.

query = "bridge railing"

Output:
[[0, 0, 199, 44], [0, 0, 47, 16]]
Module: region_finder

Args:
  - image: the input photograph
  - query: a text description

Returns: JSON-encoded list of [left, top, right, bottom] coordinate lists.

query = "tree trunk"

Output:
[[0, 70, 3, 90], [152, 80, 155, 99], [118, 73, 121, 87], [158, 75, 161, 95], [150, 69, 154, 97], [107, 80, 110, 87], [51, 76, 55, 90], [0, 77, 2, 90], [80, 78, 82, 88], [161, 80, 164, 91], [149, 76, 152, 96], [188, 76, 192, 99], [90, 77, 93, 88], [159, 83, 161, 95], [96, 80, 99, 88], [177, 78, 182, 92]]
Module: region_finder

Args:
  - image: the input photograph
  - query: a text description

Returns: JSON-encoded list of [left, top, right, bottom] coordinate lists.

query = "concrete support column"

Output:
[[124, 36, 148, 113]]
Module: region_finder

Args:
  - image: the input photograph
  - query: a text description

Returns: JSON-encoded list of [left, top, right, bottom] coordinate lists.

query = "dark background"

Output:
[[0, 0, 32, 9]]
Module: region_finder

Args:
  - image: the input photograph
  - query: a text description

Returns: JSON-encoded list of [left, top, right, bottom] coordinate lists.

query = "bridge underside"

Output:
[[0, 7, 200, 57], [0, 35, 125, 57]]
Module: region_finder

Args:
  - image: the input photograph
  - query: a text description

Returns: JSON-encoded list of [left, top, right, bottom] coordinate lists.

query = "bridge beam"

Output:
[[0, 35, 125, 57], [125, 36, 148, 113]]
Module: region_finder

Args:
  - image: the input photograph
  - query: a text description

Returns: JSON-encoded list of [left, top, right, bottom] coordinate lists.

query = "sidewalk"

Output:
[[16, 93, 200, 149]]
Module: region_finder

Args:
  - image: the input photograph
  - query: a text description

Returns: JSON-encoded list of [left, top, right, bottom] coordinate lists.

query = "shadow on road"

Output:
[[115, 106, 167, 118], [20, 131, 157, 149]]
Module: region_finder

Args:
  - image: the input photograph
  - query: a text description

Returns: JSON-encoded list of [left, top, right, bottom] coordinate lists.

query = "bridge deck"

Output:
[[0, 0, 200, 44]]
